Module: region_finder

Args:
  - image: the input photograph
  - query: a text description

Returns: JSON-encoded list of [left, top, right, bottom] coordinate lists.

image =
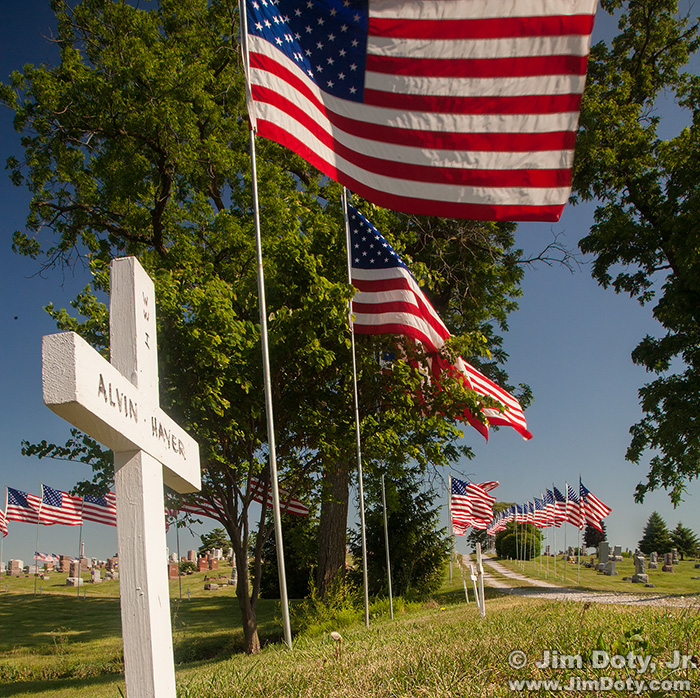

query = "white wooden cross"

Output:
[[42, 256, 200, 698]]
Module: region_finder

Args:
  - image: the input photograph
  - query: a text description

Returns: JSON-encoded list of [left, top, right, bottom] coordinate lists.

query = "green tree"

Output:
[[583, 521, 607, 550], [3, 0, 533, 651], [348, 471, 451, 599], [258, 514, 319, 599], [199, 528, 232, 556], [670, 522, 700, 560], [494, 521, 541, 560], [638, 511, 672, 554], [573, 0, 700, 504]]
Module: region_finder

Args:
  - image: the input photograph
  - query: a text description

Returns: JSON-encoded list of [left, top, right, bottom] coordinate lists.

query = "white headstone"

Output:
[[42, 257, 200, 698]]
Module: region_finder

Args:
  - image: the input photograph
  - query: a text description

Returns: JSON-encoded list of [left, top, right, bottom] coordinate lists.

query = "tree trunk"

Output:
[[316, 459, 350, 597], [234, 543, 261, 654]]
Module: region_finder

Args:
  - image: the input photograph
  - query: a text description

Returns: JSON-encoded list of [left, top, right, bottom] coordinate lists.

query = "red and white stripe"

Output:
[[248, 0, 598, 221], [40, 487, 83, 527], [81, 492, 118, 527], [352, 268, 531, 440]]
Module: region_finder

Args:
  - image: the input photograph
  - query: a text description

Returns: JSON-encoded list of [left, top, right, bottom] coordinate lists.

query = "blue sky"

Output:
[[2, 1, 699, 567]]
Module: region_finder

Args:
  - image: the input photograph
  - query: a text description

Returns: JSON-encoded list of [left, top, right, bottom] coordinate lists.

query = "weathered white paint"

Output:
[[42, 332, 199, 493], [42, 256, 200, 698]]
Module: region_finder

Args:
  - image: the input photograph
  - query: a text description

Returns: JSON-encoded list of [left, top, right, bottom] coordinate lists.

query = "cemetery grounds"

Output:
[[1, 559, 699, 698]]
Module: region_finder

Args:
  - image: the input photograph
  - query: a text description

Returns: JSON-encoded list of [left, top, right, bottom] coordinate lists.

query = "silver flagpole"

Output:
[[448, 475, 453, 583], [552, 484, 557, 581], [35, 483, 43, 596], [342, 187, 370, 628], [1, 488, 7, 577], [564, 483, 568, 582], [76, 498, 85, 599], [577, 475, 582, 584], [239, 0, 292, 648], [380, 474, 394, 619]]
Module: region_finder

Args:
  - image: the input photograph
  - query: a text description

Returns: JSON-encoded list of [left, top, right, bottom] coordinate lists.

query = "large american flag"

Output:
[[245, 0, 597, 221], [6, 487, 42, 525], [349, 203, 531, 439], [579, 479, 611, 532], [41, 486, 83, 527], [81, 492, 117, 527]]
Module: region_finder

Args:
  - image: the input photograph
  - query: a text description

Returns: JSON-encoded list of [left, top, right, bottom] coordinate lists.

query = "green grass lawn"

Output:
[[496, 555, 700, 595], [1, 565, 700, 697]]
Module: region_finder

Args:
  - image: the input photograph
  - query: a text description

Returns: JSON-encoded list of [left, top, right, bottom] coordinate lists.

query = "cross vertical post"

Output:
[[42, 256, 201, 698]]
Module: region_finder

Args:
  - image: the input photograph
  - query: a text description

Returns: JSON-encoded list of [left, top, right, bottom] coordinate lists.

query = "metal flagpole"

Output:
[[577, 475, 582, 584], [448, 475, 453, 583], [513, 506, 518, 562], [552, 483, 557, 581], [35, 483, 46, 596], [342, 187, 370, 628], [239, 0, 292, 648], [380, 474, 394, 619], [564, 483, 568, 582], [1, 487, 7, 577], [176, 519, 182, 601], [76, 498, 85, 599]]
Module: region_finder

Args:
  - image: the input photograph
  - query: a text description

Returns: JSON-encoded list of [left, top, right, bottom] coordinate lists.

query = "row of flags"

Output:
[[1, 478, 309, 536], [486, 479, 612, 536], [4, 486, 117, 529]]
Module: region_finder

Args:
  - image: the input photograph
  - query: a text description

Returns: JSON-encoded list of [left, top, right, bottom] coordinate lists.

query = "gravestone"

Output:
[[209, 559, 219, 571], [662, 552, 674, 572], [632, 553, 648, 583], [69, 560, 81, 579], [197, 558, 208, 573], [672, 548, 680, 565], [604, 559, 617, 576], [106, 556, 118, 572], [167, 563, 179, 579], [66, 576, 83, 587], [59, 555, 71, 573], [597, 541, 610, 571], [90, 569, 102, 584], [649, 551, 658, 569], [187, 550, 197, 563], [613, 544, 623, 561], [42, 256, 201, 698], [169, 553, 178, 563]]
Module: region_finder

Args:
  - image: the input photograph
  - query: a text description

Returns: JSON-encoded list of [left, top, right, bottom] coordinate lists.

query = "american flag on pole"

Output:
[[349, 203, 531, 439], [245, 0, 598, 221], [249, 477, 310, 517], [6, 487, 41, 525], [579, 479, 611, 532], [450, 477, 497, 529], [566, 483, 583, 528], [81, 492, 117, 527], [40, 486, 83, 526]]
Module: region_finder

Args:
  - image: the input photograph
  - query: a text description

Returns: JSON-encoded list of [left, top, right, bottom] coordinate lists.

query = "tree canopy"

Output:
[[573, 0, 700, 504]]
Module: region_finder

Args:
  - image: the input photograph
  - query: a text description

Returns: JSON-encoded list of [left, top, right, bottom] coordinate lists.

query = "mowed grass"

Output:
[[1, 566, 700, 697], [497, 555, 700, 595]]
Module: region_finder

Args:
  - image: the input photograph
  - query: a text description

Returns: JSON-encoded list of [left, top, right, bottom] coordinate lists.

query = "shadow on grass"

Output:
[[0, 596, 122, 652], [0, 673, 124, 698]]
